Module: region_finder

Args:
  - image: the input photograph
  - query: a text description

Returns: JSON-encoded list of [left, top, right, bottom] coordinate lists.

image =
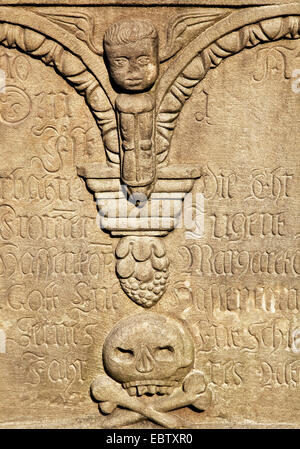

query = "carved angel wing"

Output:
[[87, 85, 119, 165], [160, 10, 228, 62], [31, 10, 120, 167], [37, 11, 102, 55], [156, 10, 227, 165], [156, 9, 300, 168]]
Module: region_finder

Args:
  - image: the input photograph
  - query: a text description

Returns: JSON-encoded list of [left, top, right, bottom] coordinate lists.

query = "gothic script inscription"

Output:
[[0, 0, 299, 429]]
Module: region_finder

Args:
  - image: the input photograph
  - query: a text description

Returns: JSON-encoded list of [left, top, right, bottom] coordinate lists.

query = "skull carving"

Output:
[[103, 313, 194, 396]]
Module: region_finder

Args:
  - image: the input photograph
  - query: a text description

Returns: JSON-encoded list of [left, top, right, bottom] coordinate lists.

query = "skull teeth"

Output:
[[148, 385, 156, 395], [123, 381, 178, 396], [127, 387, 137, 396], [137, 385, 148, 396], [159, 386, 167, 395]]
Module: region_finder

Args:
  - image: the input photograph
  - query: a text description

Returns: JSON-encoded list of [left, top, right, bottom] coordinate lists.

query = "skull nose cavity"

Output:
[[136, 345, 154, 373]]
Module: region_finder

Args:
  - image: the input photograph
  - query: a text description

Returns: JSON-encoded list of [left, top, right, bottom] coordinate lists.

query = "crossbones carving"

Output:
[[91, 370, 212, 428], [91, 313, 212, 428]]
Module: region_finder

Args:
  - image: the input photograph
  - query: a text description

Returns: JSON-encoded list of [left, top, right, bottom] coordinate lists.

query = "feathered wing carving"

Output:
[[35, 11, 103, 55], [30, 10, 120, 165], [0, 16, 120, 167], [2, 8, 300, 172], [155, 10, 300, 166], [160, 10, 228, 62], [156, 9, 228, 165]]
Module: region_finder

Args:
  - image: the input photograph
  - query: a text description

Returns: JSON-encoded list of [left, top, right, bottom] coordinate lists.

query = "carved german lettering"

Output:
[[0, 0, 300, 430]]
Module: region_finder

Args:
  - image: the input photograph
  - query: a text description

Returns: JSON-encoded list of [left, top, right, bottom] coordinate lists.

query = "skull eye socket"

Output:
[[115, 347, 134, 361], [154, 345, 174, 362]]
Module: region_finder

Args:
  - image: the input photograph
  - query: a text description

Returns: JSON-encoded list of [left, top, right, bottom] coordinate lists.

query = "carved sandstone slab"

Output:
[[0, 0, 299, 429]]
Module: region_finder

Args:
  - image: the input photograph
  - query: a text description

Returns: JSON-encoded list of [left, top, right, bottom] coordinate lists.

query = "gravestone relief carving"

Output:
[[0, 0, 299, 429], [91, 313, 211, 427]]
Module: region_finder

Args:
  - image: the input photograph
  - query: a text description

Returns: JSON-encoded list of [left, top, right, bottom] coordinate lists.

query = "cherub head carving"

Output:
[[104, 20, 159, 92]]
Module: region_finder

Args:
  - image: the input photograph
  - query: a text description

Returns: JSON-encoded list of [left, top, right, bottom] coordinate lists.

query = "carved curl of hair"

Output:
[[103, 19, 158, 47]]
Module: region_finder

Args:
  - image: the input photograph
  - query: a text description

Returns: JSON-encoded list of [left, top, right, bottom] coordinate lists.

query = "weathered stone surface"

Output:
[[0, 0, 299, 429]]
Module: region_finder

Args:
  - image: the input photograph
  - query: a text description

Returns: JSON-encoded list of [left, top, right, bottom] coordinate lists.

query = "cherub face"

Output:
[[105, 38, 159, 92]]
